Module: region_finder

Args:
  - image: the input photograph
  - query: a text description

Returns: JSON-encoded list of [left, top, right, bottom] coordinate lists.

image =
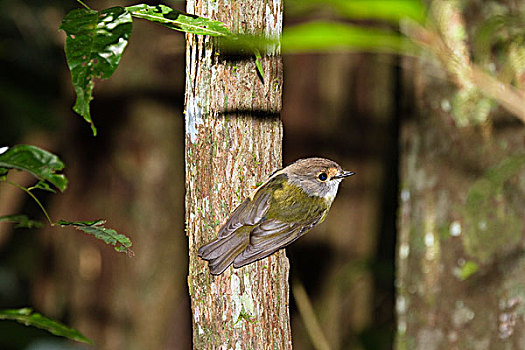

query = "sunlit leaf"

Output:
[[58, 219, 134, 256], [0, 145, 67, 192], [287, 0, 427, 23], [281, 21, 416, 55], [328, 0, 426, 23], [60, 7, 133, 136], [126, 4, 231, 36], [0, 214, 44, 229], [0, 308, 92, 344]]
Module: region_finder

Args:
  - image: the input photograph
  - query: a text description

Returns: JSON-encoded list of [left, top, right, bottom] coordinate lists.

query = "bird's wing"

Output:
[[232, 215, 322, 268], [216, 173, 287, 238]]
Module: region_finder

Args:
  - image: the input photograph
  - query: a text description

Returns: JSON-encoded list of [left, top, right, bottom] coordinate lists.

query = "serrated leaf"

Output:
[[0, 214, 44, 229], [126, 4, 230, 36], [58, 219, 134, 256], [0, 145, 67, 192], [60, 7, 133, 136], [0, 308, 92, 344]]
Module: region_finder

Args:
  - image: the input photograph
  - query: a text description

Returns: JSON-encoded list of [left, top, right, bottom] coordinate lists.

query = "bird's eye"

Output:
[[318, 172, 328, 181]]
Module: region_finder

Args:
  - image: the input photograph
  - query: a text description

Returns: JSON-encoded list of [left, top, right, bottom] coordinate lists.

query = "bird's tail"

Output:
[[198, 232, 249, 275]]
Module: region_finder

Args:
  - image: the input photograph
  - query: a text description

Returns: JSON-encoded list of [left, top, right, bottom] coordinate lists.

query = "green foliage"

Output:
[[59, 0, 425, 133], [0, 144, 133, 255], [0, 144, 134, 341], [288, 0, 426, 23], [281, 21, 415, 54], [0, 145, 67, 192], [61, 3, 235, 135], [60, 7, 133, 136], [0, 214, 44, 229], [0, 308, 92, 344], [126, 4, 230, 36], [58, 219, 134, 256]]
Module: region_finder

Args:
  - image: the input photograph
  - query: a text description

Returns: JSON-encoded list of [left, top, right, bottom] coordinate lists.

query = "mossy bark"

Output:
[[184, 0, 291, 348], [396, 2, 525, 348]]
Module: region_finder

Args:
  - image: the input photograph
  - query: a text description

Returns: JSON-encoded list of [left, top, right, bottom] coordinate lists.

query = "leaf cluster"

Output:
[[0, 145, 135, 344], [61, 3, 232, 135]]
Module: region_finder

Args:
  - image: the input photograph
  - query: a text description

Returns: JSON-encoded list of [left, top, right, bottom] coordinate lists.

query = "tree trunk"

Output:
[[396, 1, 525, 349], [184, 0, 291, 348]]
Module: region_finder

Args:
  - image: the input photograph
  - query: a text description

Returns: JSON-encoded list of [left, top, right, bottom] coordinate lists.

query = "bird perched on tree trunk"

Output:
[[198, 157, 355, 275]]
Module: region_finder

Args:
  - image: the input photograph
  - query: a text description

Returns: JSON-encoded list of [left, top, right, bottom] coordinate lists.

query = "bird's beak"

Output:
[[333, 170, 355, 179]]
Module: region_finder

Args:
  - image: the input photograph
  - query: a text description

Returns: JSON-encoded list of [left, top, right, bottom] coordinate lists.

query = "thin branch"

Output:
[[403, 20, 525, 123], [2, 180, 55, 226], [292, 281, 331, 350], [76, 0, 92, 11]]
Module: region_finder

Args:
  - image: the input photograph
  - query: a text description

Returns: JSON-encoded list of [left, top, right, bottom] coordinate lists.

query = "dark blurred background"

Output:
[[0, 0, 399, 349]]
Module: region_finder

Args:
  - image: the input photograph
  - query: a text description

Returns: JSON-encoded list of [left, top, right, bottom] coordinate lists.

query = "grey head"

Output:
[[281, 157, 355, 200]]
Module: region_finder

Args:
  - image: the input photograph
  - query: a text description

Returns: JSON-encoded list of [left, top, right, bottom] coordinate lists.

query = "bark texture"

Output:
[[396, 1, 525, 348], [184, 0, 291, 348]]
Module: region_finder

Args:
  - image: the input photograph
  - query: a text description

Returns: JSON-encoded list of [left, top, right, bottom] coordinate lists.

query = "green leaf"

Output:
[[0, 145, 67, 192], [58, 219, 134, 256], [0, 167, 8, 181], [0, 308, 92, 344], [254, 49, 264, 82], [287, 0, 427, 24], [281, 21, 417, 55], [0, 214, 44, 229], [126, 4, 231, 36], [60, 7, 133, 136], [328, 0, 427, 23], [31, 179, 57, 193]]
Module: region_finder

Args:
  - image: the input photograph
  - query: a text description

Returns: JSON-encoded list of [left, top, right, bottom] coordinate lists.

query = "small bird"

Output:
[[198, 157, 355, 275]]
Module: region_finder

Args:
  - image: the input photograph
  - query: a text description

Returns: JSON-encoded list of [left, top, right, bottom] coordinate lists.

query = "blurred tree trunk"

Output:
[[184, 0, 291, 348], [396, 1, 525, 349]]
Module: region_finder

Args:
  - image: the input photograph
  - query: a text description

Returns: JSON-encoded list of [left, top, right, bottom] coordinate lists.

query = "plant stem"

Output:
[[76, 0, 92, 10], [2, 180, 55, 226]]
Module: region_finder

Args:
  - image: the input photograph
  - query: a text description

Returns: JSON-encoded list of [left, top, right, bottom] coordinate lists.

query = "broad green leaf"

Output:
[[0, 308, 92, 344], [58, 219, 134, 256], [0, 214, 44, 229], [287, 0, 427, 23], [281, 21, 417, 55], [328, 0, 426, 23], [60, 7, 133, 136], [126, 4, 231, 36], [0, 145, 67, 192]]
